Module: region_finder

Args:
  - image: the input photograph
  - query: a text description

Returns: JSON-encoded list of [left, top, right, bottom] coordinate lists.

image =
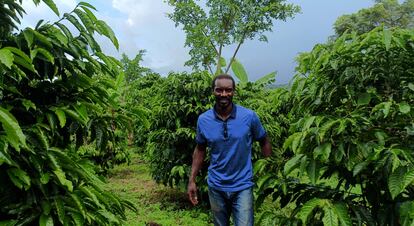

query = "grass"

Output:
[[105, 154, 213, 226]]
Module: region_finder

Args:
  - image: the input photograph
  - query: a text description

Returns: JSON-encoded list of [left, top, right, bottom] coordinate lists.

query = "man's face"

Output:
[[213, 78, 234, 108]]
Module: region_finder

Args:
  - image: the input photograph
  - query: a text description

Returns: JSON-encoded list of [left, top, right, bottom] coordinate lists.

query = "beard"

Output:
[[215, 96, 232, 108]]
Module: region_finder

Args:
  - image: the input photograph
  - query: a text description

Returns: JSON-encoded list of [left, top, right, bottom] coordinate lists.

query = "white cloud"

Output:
[[105, 0, 190, 73], [20, 0, 77, 28]]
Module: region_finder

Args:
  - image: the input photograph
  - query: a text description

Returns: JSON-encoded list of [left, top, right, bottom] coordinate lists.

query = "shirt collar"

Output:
[[213, 103, 237, 120]]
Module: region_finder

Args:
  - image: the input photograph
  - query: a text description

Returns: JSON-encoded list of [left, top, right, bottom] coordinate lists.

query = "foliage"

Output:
[[257, 27, 414, 225], [145, 71, 213, 194], [0, 1, 136, 224], [120, 51, 151, 83], [334, 0, 414, 37], [167, 0, 300, 74]]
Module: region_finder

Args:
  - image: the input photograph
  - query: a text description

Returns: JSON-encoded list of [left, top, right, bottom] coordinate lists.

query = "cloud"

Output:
[[105, 0, 190, 73], [21, 0, 77, 24]]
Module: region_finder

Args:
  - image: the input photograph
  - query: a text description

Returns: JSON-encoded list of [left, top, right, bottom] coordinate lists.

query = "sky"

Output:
[[21, 0, 375, 84]]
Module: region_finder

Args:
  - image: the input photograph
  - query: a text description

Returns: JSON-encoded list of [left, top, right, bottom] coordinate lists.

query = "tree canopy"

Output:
[[334, 0, 414, 36], [167, 0, 300, 75]]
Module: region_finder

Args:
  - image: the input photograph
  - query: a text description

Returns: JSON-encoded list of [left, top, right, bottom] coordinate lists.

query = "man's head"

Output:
[[212, 74, 235, 109]]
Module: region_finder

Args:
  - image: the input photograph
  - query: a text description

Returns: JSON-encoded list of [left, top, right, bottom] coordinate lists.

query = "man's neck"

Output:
[[215, 104, 233, 121]]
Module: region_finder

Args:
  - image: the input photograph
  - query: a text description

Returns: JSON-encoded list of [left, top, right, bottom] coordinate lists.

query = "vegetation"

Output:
[[2, 0, 414, 225], [0, 1, 135, 225], [105, 152, 212, 225], [334, 0, 414, 37], [257, 27, 414, 225]]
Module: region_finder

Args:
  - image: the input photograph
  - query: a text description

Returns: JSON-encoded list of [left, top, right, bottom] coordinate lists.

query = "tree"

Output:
[[0, 1, 136, 224], [167, 0, 300, 75], [120, 50, 151, 82], [334, 0, 414, 36]]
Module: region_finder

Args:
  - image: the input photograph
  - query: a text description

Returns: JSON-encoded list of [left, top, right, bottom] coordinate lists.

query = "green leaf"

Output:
[[318, 119, 339, 142], [219, 57, 226, 68], [357, 93, 371, 105], [41, 201, 52, 215], [3, 47, 32, 64], [96, 20, 119, 49], [42, 0, 59, 16], [13, 55, 37, 73], [40, 173, 50, 184], [78, 2, 97, 11], [399, 102, 410, 114], [32, 48, 55, 64], [0, 220, 18, 226], [307, 159, 319, 184], [39, 214, 53, 226], [333, 203, 352, 226], [353, 161, 369, 176], [297, 198, 323, 224], [80, 186, 104, 208], [7, 168, 31, 190], [0, 49, 14, 68], [302, 116, 316, 130], [23, 28, 34, 48], [54, 197, 65, 225], [313, 143, 331, 162], [389, 166, 405, 199], [255, 71, 276, 86], [383, 28, 391, 51], [21, 99, 36, 110], [65, 13, 86, 33], [0, 141, 16, 166], [403, 168, 414, 187], [322, 206, 338, 226], [70, 212, 84, 226], [74, 8, 94, 34], [231, 58, 248, 84], [408, 83, 414, 91], [0, 107, 26, 151], [54, 109, 66, 128], [31, 30, 53, 48], [54, 170, 73, 191], [284, 154, 304, 175], [70, 193, 86, 218]]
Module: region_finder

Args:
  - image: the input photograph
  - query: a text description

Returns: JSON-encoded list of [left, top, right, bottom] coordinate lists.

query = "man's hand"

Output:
[[187, 181, 198, 205]]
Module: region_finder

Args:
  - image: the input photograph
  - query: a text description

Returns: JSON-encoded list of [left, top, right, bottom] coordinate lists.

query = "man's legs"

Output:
[[232, 187, 253, 226], [208, 187, 231, 226], [208, 187, 254, 226]]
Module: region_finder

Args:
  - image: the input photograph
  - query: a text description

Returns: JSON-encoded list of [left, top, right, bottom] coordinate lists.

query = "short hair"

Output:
[[211, 74, 236, 91]]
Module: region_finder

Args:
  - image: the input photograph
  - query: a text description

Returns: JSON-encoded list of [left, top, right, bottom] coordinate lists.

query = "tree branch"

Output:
[[225, 32, 246, 74], [215, 44, 223, 75]]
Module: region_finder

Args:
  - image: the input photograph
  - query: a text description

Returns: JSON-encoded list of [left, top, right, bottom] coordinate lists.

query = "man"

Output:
[[188, 74, 272, 226]]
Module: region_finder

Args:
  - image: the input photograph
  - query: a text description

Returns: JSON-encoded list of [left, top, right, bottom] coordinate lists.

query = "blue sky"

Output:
[[21, 0, 375, 84]]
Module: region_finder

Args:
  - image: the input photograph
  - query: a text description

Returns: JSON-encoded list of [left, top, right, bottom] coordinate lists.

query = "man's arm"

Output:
[[187, 143, 206, 205], [259, 135, 272, 157]]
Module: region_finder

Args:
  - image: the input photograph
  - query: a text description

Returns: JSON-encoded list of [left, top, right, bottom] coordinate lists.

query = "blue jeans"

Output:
[[208, 187, 254, 226]]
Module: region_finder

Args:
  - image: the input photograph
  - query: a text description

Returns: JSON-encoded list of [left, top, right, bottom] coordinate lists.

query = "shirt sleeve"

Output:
[[251, 111, 266, 141], [195, 117, 207, 145]]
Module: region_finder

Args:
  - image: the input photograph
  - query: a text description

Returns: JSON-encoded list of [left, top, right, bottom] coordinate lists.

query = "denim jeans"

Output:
[[208, 187, 254, 226]]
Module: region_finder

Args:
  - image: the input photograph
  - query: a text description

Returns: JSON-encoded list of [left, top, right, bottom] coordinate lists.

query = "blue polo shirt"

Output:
[[195, 104, 266, 192]]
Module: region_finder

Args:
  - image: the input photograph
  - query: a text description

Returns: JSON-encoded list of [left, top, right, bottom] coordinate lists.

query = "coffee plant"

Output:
[[0, 1, 136, 224], [257, 27, 414, 225]]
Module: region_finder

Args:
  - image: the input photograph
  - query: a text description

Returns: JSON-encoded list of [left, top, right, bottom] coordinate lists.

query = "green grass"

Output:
[[105, 154, 213, 226]]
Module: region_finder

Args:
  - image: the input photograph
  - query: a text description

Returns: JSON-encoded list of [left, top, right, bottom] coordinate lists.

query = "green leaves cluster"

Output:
[[334, 0, 414, 37], [0, 1, 135, 225], [256, 27, 414, 225], [143, 71, 213, 191]]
